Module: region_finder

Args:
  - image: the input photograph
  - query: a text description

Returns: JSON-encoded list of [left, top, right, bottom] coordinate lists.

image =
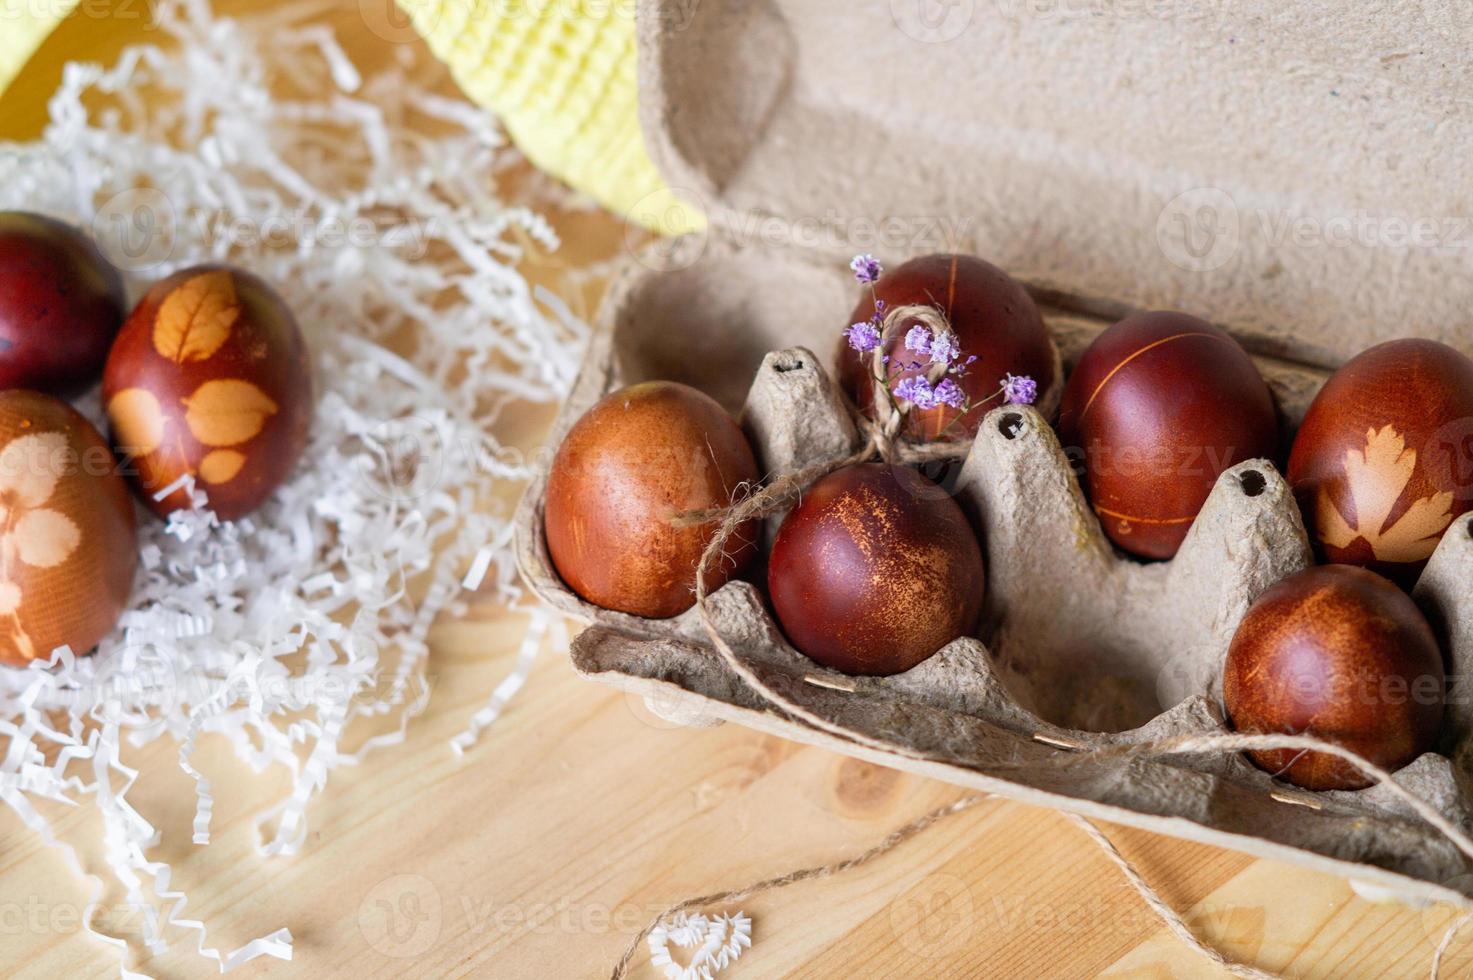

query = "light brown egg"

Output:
[[544, 381, 761, 618], [0, 390, 136, 666], [1223, 564, 1444, 790]]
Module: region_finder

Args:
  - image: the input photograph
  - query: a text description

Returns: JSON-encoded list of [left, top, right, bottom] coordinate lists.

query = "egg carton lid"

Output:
[[634, 0, 1473, 369]]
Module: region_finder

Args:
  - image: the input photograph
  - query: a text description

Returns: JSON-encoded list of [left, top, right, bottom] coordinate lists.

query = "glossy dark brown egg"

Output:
[[103, 265, 312, 520], [0, 212, 126, 392], [0, 390, 136, 665], [1057, 311, 1278, 560], [1223, 564, 1444, 791], [1288, 339, 1473, 582], [767, 463, 983, 675], [836, 254, 1056, 439], [544, 381, 761, 618]]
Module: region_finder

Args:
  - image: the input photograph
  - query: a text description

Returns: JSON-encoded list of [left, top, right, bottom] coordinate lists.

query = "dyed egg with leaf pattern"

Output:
[[1288, 339, 1473, 581], [0, 390, 136, 666], [103, 266, 312, 519]]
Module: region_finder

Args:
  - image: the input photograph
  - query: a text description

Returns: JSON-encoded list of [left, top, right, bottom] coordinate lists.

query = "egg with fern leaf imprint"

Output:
[[103, 266, 312, 520]]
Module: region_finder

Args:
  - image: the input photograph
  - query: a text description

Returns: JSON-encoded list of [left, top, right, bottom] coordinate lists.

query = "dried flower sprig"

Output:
[[844, 255, 1035, 437], [1002, 373, 1038, 406], [849, 253, 882, 284]]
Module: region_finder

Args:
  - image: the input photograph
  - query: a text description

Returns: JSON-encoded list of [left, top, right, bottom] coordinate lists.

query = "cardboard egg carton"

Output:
[[514, 0, 1473, 905]]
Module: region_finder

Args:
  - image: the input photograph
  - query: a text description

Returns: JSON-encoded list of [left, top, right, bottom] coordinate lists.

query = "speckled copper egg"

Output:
[[767, 463, 984, 675], [544, 381, 761, 618], [0, 212, 126, 392], [1288, 339, 1473, 582], [1057, 311, 1278, 560], [1223, 565, 1444, 791], [0, 390, 136, 666], [102, 265, 312, 520], [836, 254, 1056, 439]]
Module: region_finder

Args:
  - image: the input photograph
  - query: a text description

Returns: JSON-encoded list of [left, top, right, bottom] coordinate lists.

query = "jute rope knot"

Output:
[[670, 301, 970, 574], [864, 303, 958, 463]]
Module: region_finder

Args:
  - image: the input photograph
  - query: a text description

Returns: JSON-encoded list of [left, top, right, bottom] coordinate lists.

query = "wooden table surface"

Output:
[[2, 5, 1470, 978]]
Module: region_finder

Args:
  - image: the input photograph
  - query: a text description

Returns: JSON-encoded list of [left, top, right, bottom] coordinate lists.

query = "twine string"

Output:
[[1433, 912, 1473, 979], [679, 303, 982, 759], [1063, 812, 1277, 980], [866, 304, 956, 460], [610, 794, 1284, 980], [611, 788, 1473, 979], [609, 794, 989, 980]]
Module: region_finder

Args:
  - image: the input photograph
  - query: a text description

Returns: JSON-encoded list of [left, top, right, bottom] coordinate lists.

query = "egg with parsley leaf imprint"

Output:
[[1288, 339, 1473, 581], [767, 463, 983, 676], [0, 390, 136, 666], [103, 266, 312, 519]]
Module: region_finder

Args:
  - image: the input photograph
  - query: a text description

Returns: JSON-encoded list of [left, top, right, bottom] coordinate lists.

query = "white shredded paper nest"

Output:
[[0, 1, 589, 973]]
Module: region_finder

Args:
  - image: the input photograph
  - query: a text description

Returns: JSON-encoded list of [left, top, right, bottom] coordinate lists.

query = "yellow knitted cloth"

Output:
[[395, 0, 700, 234]]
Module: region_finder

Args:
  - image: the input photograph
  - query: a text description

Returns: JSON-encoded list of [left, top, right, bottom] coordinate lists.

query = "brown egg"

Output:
[[1057, 311, 1278, 560], [1223, 564, 1443, 791], [767, 463, 983, 675], [836, 254, 1056, 439], [0, 212, 126, 392], [102, 265, 312, 520], [0, 390, 136, 665], [544, 381, 760, 618], [1288, 339, 1473, 582]]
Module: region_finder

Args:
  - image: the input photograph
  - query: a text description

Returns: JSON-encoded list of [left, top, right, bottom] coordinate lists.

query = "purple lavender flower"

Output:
[[849, 254, 882, 284], [893, 375, 938, 410], [846, 320, 881, 353], [933, 377, 966, 410], [903, 325, 932, 356], [1002, 373, 1038, 405], [928, 331, 960, 367]]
